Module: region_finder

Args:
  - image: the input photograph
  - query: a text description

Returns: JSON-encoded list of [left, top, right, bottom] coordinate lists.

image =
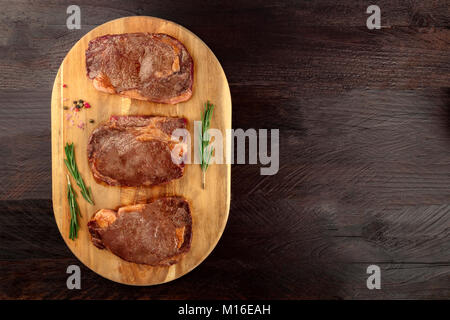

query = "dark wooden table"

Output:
[[0, 0, 449, 300]]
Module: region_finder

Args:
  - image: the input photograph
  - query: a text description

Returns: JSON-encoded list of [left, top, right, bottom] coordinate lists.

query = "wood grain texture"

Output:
[[0, 0, 449, 299], [51, 16, 231, 285]]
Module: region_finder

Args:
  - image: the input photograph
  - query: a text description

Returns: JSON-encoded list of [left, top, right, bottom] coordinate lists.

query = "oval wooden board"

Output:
[[51, 16, 231, 285]]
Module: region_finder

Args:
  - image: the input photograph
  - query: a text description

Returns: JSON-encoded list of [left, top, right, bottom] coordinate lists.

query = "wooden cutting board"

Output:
[[51, 16, 231, 285]]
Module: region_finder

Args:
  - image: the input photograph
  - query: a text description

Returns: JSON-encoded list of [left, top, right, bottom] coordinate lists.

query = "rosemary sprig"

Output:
[[199, 101, 215, 189], [67, 175, 81, 240], [64, 142, 94, 204]]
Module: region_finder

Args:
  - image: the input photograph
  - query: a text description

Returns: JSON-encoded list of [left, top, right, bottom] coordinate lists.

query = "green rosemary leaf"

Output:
[[64, 142, 94, 205], [199, 101, 215, 189], [67, 175, 81, 240]]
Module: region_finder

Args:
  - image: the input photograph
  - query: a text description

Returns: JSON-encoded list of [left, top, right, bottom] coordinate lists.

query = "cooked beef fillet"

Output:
[[86, 33, 194, 104], [88, 197, 192, 266], [88, 115, 186, 187]]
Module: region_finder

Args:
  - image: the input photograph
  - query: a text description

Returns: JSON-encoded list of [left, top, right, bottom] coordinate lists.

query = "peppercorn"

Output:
[[73, 101, 77, 104], [89, 119, 95, 123], [78, 99, 84, 103], [63, 106, 69, 110]]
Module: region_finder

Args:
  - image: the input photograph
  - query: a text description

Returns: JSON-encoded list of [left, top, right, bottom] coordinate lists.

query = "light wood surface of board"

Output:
[[51, 16, 231, 285]]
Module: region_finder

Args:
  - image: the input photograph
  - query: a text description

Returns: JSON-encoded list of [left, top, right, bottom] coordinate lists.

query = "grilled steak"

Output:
[[88, 115, 186, 187], [85, 33, 194, 104], [88, 197, 192, 266]]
